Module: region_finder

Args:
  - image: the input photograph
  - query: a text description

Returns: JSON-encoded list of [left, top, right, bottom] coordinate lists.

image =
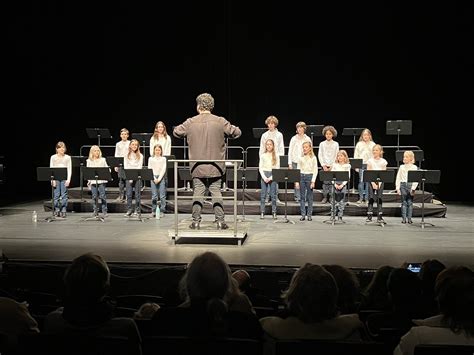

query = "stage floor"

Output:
[[1, 201, 472, 270]]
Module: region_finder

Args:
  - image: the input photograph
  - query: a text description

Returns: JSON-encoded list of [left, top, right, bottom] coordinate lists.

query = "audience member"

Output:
[[418, 259, 446, 316], [0, 297, 39, 350], [323, 264, 361, 314], [360, 265, 394, 311]]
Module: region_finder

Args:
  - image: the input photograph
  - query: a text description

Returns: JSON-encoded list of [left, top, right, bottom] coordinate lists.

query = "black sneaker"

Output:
[[307, 216, 312, 221], [189, 221, 200, 230], [377, 216, 385, 223], [125, 210, 132, 217], [402, 218, 406, 224], [60, 212, 67, 218], [216, 221, 228, 230], [300, 216, 305, 221], [407, 218, 413, 224], [366, 215, 372, 222]]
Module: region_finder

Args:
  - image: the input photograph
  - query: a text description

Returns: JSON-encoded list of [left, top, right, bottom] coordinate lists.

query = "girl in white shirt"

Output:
[[396, 151, 418, 224], [49, 141, 72, 218], [148, 144, 168, 217], [259, 139, 280, 219], [296, 141, 318, 221], [288, 121, 311, 202], [354, 129, 376, 203], [331, 150, 351, 221], [318, 126, 339, 203], [149, 121, 172, 157], [114, 128, 130, 202], [124, 139, 144, 216], [86, 145, 109, 217], [366, 144, 388, 222]]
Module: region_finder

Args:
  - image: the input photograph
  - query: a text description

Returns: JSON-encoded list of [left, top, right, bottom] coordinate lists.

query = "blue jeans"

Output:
[[292, 162, 300, 201], [91, 183, 107, 214], [126, 179, 142, 212], [151, 177, 167, 213], [299, 173, 314, 216], [260, 171, 277, 213], [400, 182, 414, 219], [53, 180, 68, 213], [358, 165, 368, 200]]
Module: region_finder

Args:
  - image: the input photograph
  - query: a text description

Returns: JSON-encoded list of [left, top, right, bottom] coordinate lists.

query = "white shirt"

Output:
[[354, 141, 376, 163], [288, 134, 312, 166], [259, 152, 280, 180], [114, 140, 130, 158], [149, 135, 172, 157], [86, 157, 109, 184], [148, 156, 167, 181], [331, 163, 351, 186], [297, 155, 319, 182], [49, 154, 72, 183], [124, 153, 143, 169], [367, 157, 388, 171], [396, 163, 419, 190], [318, 140, 339, 167], [259, 129, 285, 156]]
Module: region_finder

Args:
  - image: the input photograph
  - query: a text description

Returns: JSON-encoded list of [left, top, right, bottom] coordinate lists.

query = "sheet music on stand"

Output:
[[386, 120, 412, 151]]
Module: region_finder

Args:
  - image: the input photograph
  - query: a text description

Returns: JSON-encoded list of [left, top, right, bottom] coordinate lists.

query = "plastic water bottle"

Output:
[[32, 211, 37, 223], [155, 206, 160, 220]]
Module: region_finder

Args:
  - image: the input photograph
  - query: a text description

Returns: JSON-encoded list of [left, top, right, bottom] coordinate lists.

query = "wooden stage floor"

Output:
[[0, 201, 472, 270]]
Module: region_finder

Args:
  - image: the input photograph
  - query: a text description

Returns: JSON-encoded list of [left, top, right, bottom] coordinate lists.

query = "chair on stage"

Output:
[[408, 170, 441, 229], [36, 167, 68, 222]]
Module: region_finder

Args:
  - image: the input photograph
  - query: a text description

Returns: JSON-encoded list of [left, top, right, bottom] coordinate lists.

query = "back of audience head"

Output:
[[363, 265, 394, 310], [435, 266, 474, 336], [387, 268, 422, 312], [323, 264, 360, 314], [232, 269, 251, 293], [283, 263, 338, 323], [63, 253, 110, 305]]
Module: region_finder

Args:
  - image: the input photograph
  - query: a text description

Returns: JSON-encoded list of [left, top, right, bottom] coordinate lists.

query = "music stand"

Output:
[[178, 168, 193, 191], [86, 128, 112, 147], [395, 150, 424, 169], [81, 167, 112, 222], [386, 120, 412, 151], [37, 167, 67, 222], [342, 128, 365, 149], [252, 128, 267, 140], [132, 133, 153, 191], [363, 170, 395, 227], [306, 125, 324, 145], [71, 156, 87, 202], [123, 168, 154, 222], [227, 168, 258, 221], [349, 158, 363, 194], [271, 168, 300, 224], [319, 171, 350, 225], [408, 170, 441, 229]]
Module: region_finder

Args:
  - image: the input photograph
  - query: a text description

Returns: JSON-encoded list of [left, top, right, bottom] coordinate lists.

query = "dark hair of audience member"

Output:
[[419, 259, 446, 314], [435, 266, 474, 336], [387, 268, 422, 314], [63, 253, 110, 304], [283, 263, 338, 323], [323, 264, 361, 314], [362, 265, 394, 310]]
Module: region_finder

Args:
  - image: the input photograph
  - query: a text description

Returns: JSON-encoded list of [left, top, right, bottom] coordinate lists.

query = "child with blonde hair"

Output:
[[331, 150, 351, 221], [318, 126, 339, 203], [288, 121, 311, 202], [114, 128, 130, 202], [86, 145, 109, 217], [148, 144, 167, 217], [124, 139, 143, 217], [259, 139, 279, 219], [396, 151, 418, 224], [296, 141, 318, 221], [50, 141, 72, 218], [366, 144, 388, 223], [354, 128, 376, 203]]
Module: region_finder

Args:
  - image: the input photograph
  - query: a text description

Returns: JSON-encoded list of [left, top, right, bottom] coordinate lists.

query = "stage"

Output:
[[0, 200, 472, 270]]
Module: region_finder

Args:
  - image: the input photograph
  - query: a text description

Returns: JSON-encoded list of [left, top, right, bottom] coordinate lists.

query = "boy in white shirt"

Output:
[[318, 126, 339, 203], [114, 128, 130, 202]]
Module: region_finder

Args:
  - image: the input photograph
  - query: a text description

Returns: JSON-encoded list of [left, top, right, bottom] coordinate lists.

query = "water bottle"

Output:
[[155, 206, 160, 220], [32, 211, 37, 223]]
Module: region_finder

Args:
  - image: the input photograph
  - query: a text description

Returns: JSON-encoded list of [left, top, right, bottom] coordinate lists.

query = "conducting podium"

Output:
[[123, 168, 154, 222], [81, 167, 112, 222], [319, 170, 350, 225], [363, 170, 395, 227], [86, 128, 112, 147], [408, 170, 441, 229], [272, 168, 300, 224], [227, 167, 259, 221], [37, 167, 67, 222], [386, 120, 412, 151]]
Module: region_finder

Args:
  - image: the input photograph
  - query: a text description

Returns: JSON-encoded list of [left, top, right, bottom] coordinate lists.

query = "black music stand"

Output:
[[306, 125, 324, 145], [271, 168, 300, 224], [86, 128, 112, 147], [123, 168, 154, 222], [227, 168, 259, 221], [252, 128, 267, 140], [71, 156, 87, 202], [278, 155, 289, 168], [319, 171, 350, 225], [132, 133, 153, 191], [81, 167, 112, 222], [408, 170, 441, 229], [395, 150, 424, 169], [386, 120, 412, 151], [342, 128, 365, 149], [178, 168, 193, 191], [37, 167, 67, 222], [363, 170, 395, 227], [349, 158, 363, 194], [106, 157, 124, 200]]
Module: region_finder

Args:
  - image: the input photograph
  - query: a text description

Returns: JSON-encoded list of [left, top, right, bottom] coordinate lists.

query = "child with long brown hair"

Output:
[[259, 139, 279, 219], [331, 150, 351, 221], [124, 139, 143, 217], [49, 141, 72, 218]]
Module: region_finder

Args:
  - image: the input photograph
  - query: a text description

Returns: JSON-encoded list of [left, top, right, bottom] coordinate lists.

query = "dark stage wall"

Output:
[[3, 2, 473, 202]]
